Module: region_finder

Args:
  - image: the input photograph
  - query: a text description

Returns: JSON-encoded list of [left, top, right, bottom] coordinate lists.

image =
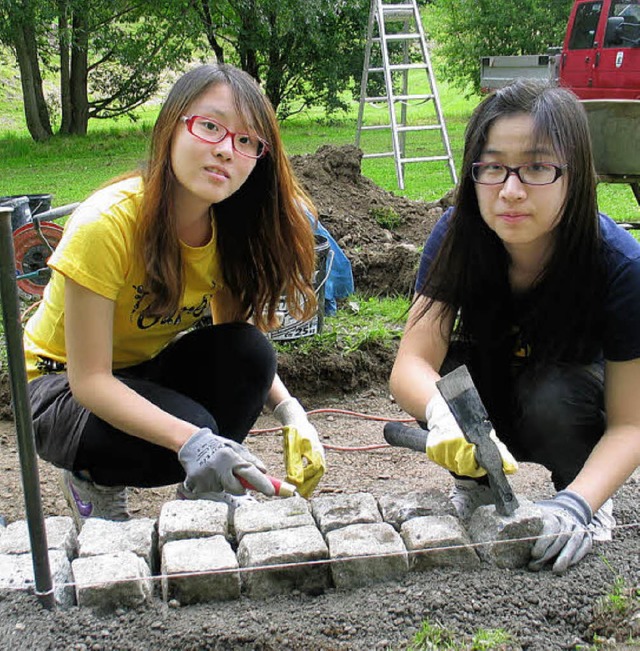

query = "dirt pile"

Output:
[[291, 144, 452, 296]]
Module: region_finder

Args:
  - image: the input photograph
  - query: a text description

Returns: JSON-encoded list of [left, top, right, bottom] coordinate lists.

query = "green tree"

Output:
[[0, 0, 192, 139], [0, 0, 54, 140], [184, 0, 370, 118], [428, 0, 574, 95]]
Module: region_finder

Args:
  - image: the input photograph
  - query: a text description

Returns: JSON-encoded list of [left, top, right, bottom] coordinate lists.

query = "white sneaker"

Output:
[[61, 470, 130, 530], [589, 498, 615, 542], [175, 482, 257, 514], [449, 478, 494, 521]]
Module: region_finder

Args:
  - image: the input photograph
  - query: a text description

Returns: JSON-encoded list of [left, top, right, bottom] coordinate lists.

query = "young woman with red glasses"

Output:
[[23, 63, 326, 526], [390, 79, 640, 573]]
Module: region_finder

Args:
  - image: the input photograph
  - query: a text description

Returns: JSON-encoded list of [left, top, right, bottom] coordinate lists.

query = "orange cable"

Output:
[[20, 299, 42, 324], [249, 406, 414, 452]]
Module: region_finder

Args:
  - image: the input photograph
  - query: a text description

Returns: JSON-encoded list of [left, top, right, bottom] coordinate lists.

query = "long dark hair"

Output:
[[418, 79, 603, 363], [136, 63, 317, 329]]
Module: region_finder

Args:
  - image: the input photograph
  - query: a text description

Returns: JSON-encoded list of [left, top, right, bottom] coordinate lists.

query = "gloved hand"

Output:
[[425, 391, 518, 478], [274, 397, 326, 498], [529, 489, 593, 574], [178, 428, 275, 497]]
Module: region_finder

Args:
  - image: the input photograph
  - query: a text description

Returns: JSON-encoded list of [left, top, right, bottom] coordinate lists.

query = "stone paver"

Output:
[[311, 492, 382, 534], [158, 500, 228, 552], [379, 491, 456, 531], [0, 550, 74, 607], [237, 525, 330, 598], [161, 535, 240, 604], [234, 496, 314, 542], [78, 518, 157, 569], [401, 515, 480, 570], [0, 516, 78, 560], [3, 488, 538, 609], [72, 551, 152, 609], [467, 501, 542, 569], [325, 522, 408, 589]]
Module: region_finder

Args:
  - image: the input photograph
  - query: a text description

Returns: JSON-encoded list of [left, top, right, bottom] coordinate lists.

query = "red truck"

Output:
[[560, 0, 640, 99], [480, 0, 640, 204], [480, 0, 640, 99]]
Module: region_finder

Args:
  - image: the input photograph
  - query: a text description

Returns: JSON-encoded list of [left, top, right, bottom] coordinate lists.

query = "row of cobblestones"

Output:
[[0, 490, 542, 609]]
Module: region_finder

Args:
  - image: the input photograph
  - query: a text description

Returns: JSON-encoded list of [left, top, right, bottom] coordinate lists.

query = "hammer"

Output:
[[384, 365, 519, 517]]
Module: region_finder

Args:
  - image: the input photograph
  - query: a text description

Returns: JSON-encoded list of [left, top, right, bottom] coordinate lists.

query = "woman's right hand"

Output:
[[425, 392, 518, 477], [178, 428, 275, 497]]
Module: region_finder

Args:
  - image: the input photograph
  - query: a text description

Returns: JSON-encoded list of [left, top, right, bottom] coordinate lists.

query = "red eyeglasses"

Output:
[[181, 115, 269, 159]]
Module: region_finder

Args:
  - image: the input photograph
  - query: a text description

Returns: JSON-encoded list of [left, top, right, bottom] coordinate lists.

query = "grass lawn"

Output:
[[1, 70, 639, 220]]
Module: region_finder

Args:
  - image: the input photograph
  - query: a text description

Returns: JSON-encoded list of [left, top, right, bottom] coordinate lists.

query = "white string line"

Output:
[[7, 520, 639, 594]]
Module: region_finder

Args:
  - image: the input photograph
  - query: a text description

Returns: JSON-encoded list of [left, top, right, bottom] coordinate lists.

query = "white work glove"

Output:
[[425, 392, 518, 478], [178, 428, 275, 497], [274, 397, 326, 497], [529, 490, 593, 574]]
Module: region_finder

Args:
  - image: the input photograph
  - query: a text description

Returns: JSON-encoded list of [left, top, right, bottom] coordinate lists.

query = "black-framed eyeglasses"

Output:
[[471, 162, 568, 186], [181, 115, 269, 159]]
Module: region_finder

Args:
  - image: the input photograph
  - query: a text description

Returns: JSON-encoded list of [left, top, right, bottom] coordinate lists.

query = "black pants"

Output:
[[30, 323, 277, 488], [440, 346, 605, 490]]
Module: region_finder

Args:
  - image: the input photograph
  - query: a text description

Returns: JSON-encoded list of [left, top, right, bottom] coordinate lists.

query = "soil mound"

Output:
[[291, 144, 453, 296]]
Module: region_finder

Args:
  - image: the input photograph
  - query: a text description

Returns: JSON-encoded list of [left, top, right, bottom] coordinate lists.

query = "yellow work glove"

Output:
[[274, 397, 326, 498], [425, 392, 518, 478]]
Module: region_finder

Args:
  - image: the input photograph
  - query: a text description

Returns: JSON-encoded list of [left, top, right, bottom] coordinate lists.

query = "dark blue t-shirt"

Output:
[[415, 208, 640, 362]]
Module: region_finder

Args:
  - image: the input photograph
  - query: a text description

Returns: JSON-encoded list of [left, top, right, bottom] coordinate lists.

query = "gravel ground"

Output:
[[0, 388, 638, 651]]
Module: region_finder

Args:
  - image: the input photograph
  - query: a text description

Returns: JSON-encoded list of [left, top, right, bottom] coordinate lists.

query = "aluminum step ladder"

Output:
[[355, 0, 457, 190]]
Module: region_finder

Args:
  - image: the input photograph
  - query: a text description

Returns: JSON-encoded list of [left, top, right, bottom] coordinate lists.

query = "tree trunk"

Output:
[[263, 11, 282, 112], [238, 1, 260, 83], [58, 0, 72, 134], [69, 8, 89, 135], [10, 4, 53, 141], [192, 0, 225, 62]]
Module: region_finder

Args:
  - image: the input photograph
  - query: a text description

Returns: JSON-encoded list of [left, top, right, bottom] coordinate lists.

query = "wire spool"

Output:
[[13, 221, 64, 297]]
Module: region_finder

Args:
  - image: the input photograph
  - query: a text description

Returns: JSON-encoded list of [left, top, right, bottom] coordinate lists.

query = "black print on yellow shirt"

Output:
[[130, 285, 213, 330], [35, 356, 67, 374]]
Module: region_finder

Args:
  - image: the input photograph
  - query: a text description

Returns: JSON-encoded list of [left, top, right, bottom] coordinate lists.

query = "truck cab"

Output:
[[560, 0, 640, 98]]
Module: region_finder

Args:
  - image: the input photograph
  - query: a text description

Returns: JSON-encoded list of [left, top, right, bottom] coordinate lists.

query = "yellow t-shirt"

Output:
[[24, 177, 223, 380]]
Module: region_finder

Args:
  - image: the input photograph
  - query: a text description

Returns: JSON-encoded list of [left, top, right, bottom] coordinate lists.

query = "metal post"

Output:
[[0, 207, 55, 610]]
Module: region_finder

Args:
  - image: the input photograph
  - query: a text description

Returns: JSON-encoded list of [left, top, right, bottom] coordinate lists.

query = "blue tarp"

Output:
[[312, 217, 354, 316]]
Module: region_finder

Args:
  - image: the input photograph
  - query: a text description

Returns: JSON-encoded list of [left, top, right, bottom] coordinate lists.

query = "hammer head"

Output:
[[436, 365, 519, 517]]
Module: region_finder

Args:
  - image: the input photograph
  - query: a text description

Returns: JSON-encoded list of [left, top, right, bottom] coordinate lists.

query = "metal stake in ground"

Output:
[[0, 207, 55, 610]]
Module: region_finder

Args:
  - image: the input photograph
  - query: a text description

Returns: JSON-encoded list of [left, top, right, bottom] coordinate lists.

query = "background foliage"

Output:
[[427, 0, 574, 95]]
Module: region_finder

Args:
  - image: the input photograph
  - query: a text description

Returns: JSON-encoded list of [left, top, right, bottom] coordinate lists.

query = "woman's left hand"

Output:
[[529, 490, 593, 574], [274, 397, 326, 497]]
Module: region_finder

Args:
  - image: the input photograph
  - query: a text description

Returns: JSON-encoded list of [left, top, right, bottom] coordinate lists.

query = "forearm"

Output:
[[389, 296, 451, 421], [568, 424, 640, 512], [390, 354, 441, 422], [70, 373, 198, 452], [265, 374, 291, 411]]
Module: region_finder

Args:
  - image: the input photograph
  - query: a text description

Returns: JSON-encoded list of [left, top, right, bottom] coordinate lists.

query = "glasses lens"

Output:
[[473, 164, 507, 184], [519, 164, 558, 185], [232, 133, 264, 158], [190, 117, 226, 143]]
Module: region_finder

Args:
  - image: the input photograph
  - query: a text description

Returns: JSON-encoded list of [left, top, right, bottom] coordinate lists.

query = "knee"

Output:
[[187, 403, 218, 432], [154, 394, 218, 433], [519, 371, 572, 429], [233, 323, 277, 364], [174, 322, 277, 386], [225, 323, 277, 387], [516, 365, 604, 436]]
